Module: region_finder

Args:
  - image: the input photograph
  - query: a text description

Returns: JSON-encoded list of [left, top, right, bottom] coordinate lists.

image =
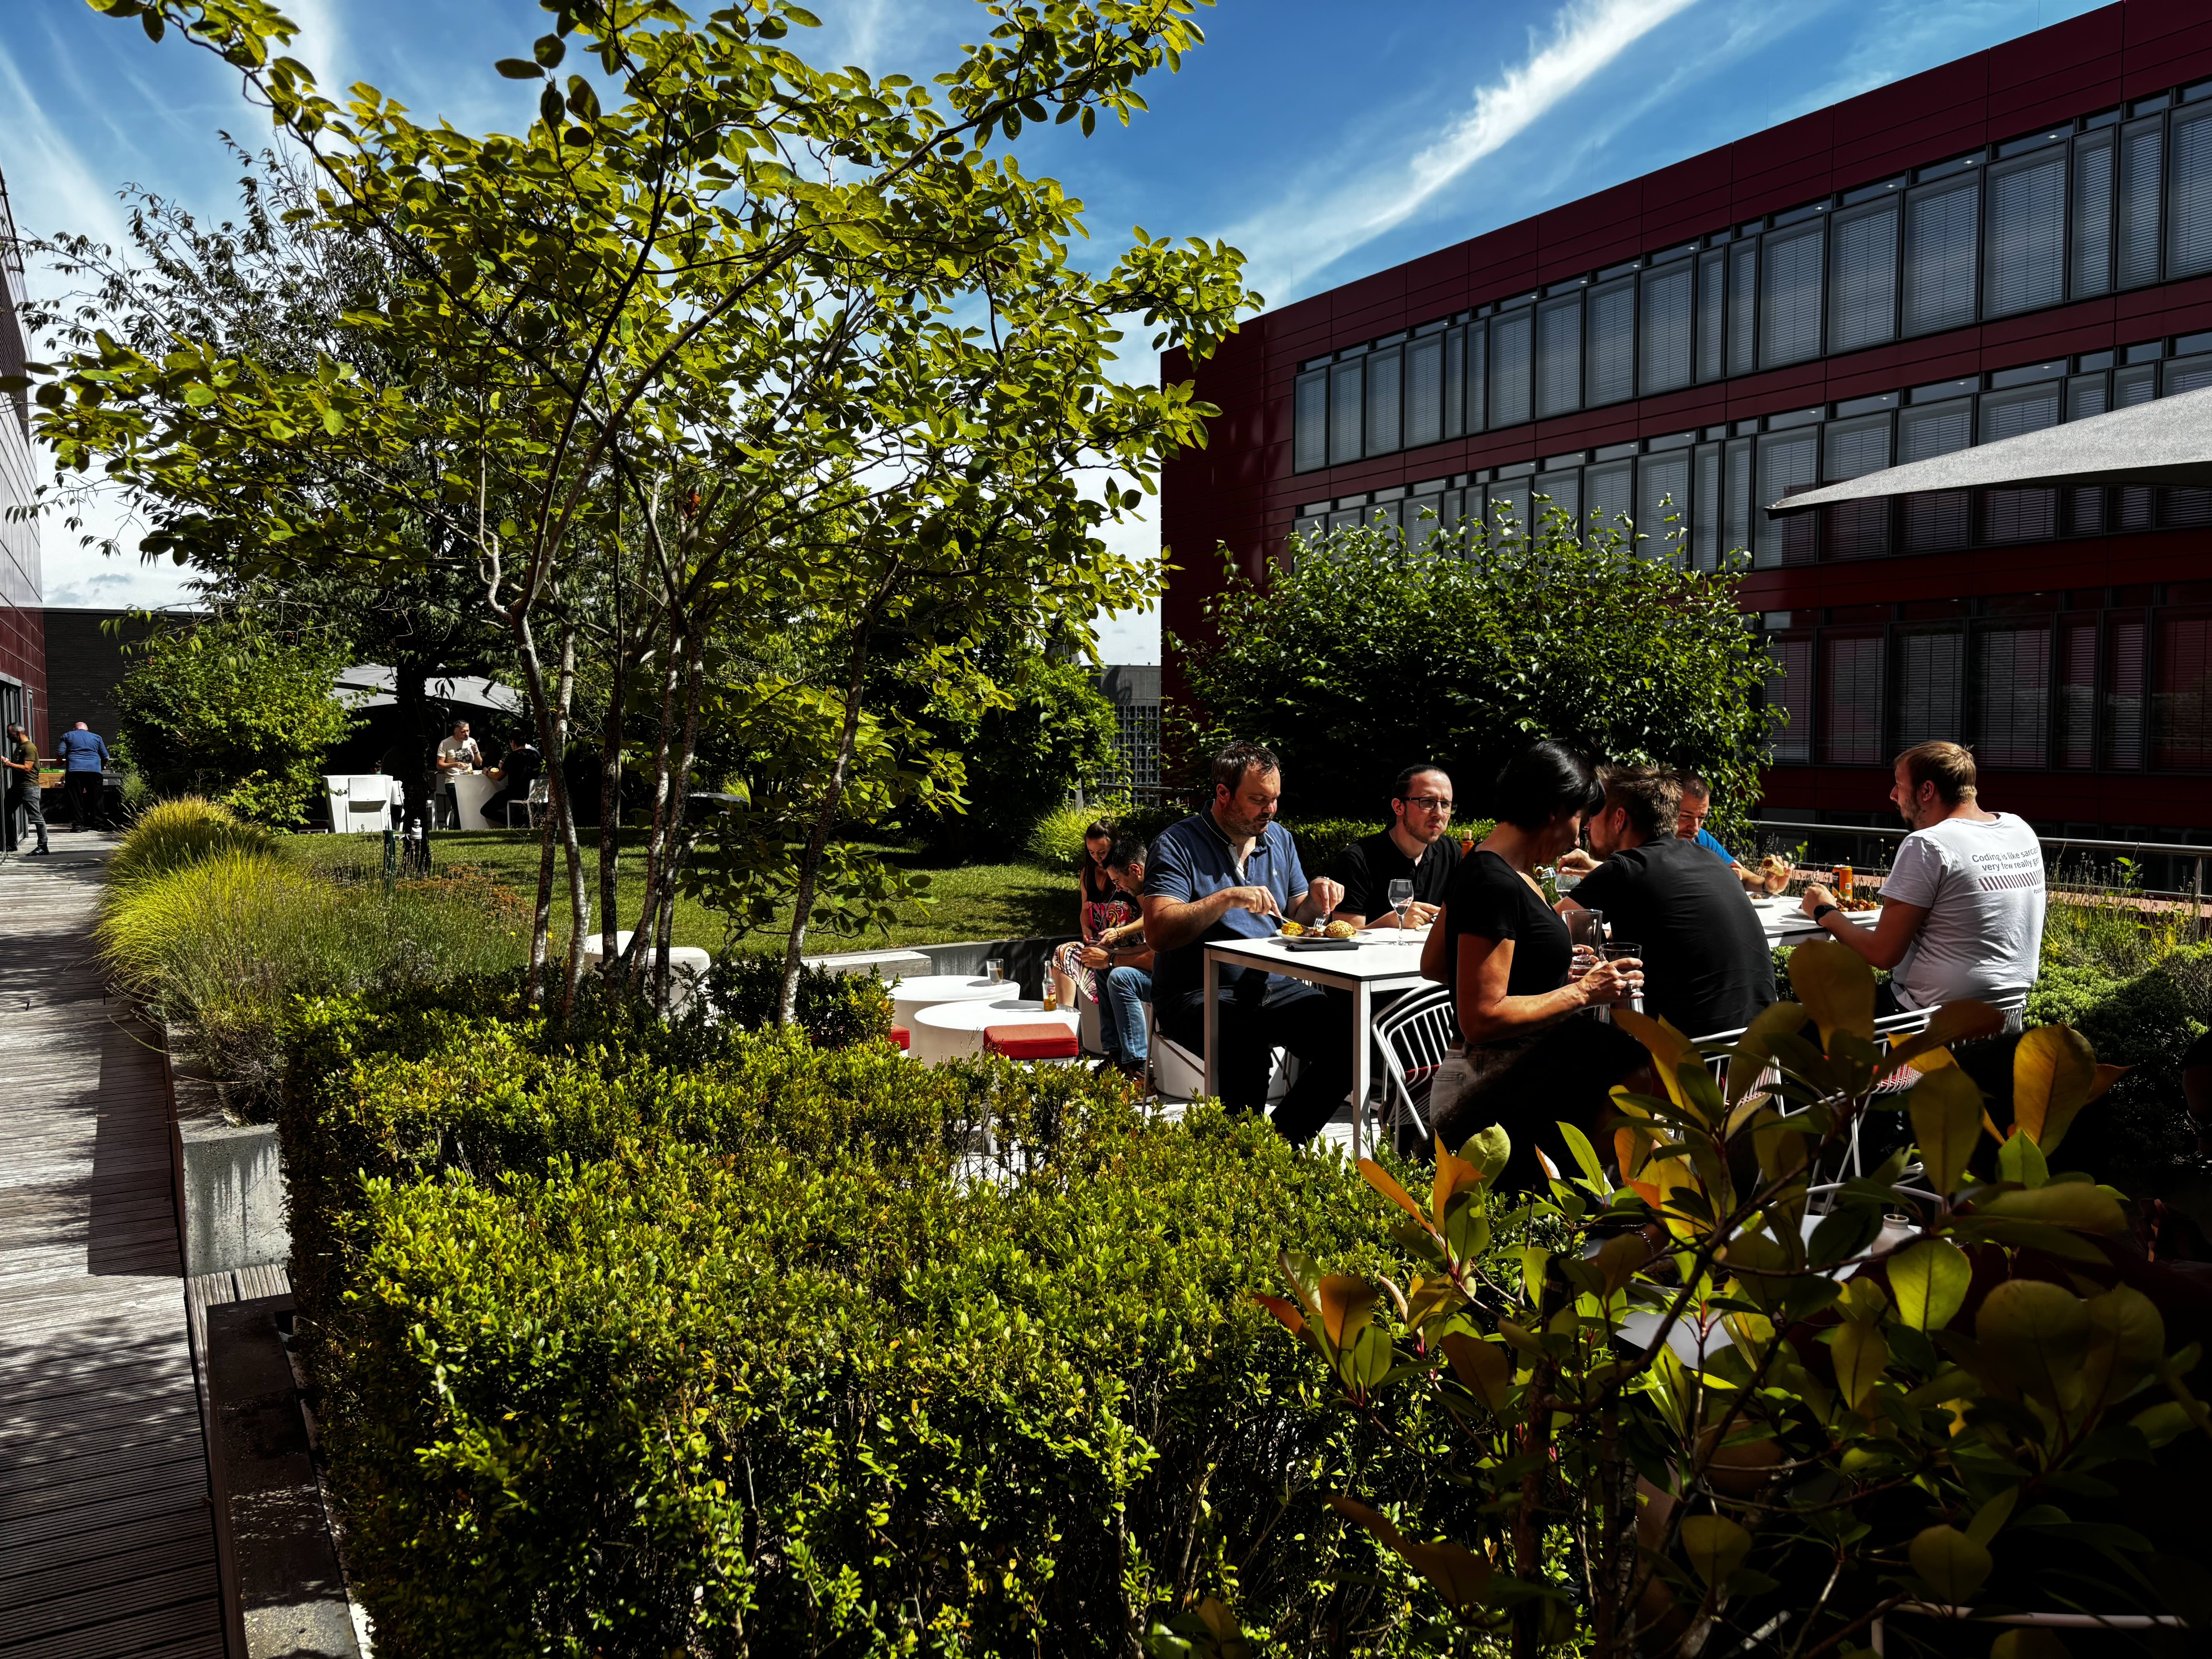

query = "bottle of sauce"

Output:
[[1836, 864, 1855, 902]]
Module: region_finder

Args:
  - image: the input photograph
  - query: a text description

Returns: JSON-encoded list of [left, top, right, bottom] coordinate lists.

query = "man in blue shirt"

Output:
[[1677, 772, 1759, 889], [1140, 739, 1353, 1142], [56, 722, 112, 832]]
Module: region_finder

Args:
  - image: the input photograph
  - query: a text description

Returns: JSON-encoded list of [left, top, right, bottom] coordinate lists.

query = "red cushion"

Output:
[[889, 1027, 910, 1051], [982, 1022, 1080, 1061]]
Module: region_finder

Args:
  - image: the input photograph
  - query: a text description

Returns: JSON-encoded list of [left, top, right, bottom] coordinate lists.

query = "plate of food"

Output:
[[1278, 919, 1362, 950]]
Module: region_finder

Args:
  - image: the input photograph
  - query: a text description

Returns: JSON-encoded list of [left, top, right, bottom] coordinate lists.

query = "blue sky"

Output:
[[4, 0, 2102, 656]]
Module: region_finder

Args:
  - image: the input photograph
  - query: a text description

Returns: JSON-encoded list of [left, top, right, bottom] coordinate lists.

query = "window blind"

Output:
[[1754, 429, 1818, 567], [2154, 612, 2212, 769], [1820, 634, 1886, 765], [1537, 295, 1584, 419], [1405, 494, 1443, 554], [2105, 613, 2147, 769], [2172, 105, 2212, 278], [1365, 345, 1402, 457], [1899, 398, 1973, 551], [1326, 507, 1361, 537], [1293, 369, 1328, 473], [2056, 616, 2097, 769], [1404, 335, 1443, 451], [1760, 222, 1825, 367], [2066, 371, 2109, 533], [1766, 635, 1814, 764], [1489, 310, 1532, 427], [1979, 383, 2061, 541], [1640, 264, 1694, 394], [2115, 364, 2157, 530], [1489, 480, 1531, 543], [1984, 149, 2066, 316], [1893, 629, 1965, 750], [1828, 199, 1899, 353], [1976, 625, 2051, 769], [1691, 441, 1723, 570], [1584, 459, 1633, 544], [2158, 357, 2212, 524], [2118, 114, 2164, 288], [1723, 436, 1755, 565], [1328, 359, 1363, 467], [1822, 412, 1893, 560], [1465, 322, 1488, 433], [1444, 327, 1467, 437], [1696, 247, 1728, 382], [1537, 472, 1580, 537], [1903, 177, 1978, 335], [1638, 450, 1691, 560], [2071, 130, 2116, 298], [1586, 278, 1637, 406], [1727, 242, 1759, 376]]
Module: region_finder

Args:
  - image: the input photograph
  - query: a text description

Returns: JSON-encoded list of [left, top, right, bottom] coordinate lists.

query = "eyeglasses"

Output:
[[1401, 795, 1454, 811]]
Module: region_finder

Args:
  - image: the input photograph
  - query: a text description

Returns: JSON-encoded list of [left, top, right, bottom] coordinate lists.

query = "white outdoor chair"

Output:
[[325, 774, 396, 835], [506, 775, 549, 829], [1370, 982, 1460, 1150]]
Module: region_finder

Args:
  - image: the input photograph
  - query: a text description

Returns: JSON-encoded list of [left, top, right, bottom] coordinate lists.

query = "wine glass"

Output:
[[1387, 878, 1414, 929]]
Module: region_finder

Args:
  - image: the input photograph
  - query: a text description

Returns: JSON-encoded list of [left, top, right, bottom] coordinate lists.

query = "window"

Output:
[[2072, 129, 2116, 297], [2106, 611, 2147, 769], [1983, 147, 2067, 315], [1584, 459, 1634, 544], [1828, 198, 1899, 352], [2066, 371, 2110, 533], [1975, 623, 2051, 768], [2056, 615, 2097, 769], [1696, 247, 1728, 382], [1490, 309, 1532, 427], [1903, 176, 1978, 335], [1586, 277, 1637, 406], [1899, 398, 1973, 551], [1537, 471, 1580, 537], [1404, 335, 1443, 451], [1760, 221, 1825, 366], [1465, 323, 1488, 433], [1754, 428, 1818, 567], [1489, 480, 1531, 543], [1820, 633, 1886, 764], [1536, 294, 1584, 419], [1365, 345, 1402, 457], [1293, 369, 1328, 473], [2115, 364, 2158, 530], [1979, 383, 2061, 541], [1723, 436, 1755, 565], [2155, 611, 2212, 769], [1727, 242, 1758, 376], [1326, 507, 1362, 537], [1444, 326, 1467, 437], [2118, 114, 2163, 287], [1690, 441, 1723, 570], [1637, 450, 1690, 562], [1765, 634, 1814, 763], [1364, 500, 1403, 534], [2173, 104, 2212, 277], [1405, 492, 1445, 554], [1893, 628, 1965, 749], [1328, 359, 1363, 466], [1640, 262, 1695, 394], [1822, 412, 1893, 560]]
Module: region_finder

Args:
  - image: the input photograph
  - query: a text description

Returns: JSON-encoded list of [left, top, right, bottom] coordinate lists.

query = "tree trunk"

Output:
[[778, 610, 877, 1026], [551, 618, 588, 1017], [393, 654, 439, 874]]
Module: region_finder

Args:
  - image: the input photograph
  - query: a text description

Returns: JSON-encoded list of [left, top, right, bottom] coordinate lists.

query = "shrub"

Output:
[[1025, 795, 1183, 869], [700, 952, 894, 1047], [1281, 816, 1496, 877], [107, 795, 283, 886]]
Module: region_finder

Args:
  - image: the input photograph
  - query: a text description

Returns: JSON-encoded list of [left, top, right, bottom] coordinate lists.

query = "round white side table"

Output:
[[890, 974, 1007, 1034], [909, 998, 1078, 1067]]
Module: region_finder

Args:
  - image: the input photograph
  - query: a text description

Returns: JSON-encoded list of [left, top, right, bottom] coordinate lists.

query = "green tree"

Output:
[[115, 613, 357, 824], [1174, 509, 1775, 829]]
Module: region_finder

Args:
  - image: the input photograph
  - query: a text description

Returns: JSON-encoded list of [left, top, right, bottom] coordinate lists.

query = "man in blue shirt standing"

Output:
[[1140, 739, 1353, 1143], [56, 721, 112, 832]]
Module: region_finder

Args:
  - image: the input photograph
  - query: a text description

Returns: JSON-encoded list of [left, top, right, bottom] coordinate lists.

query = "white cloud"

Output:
[[0, 36, 136, 253], [1226, 0, 1702, 300]]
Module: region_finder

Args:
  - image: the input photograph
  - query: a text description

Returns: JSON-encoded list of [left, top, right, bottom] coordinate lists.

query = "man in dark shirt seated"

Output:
[[1559, 766, 1775, 1039], [1326, 762, 1462, 930], [481, 734, 543, 826], [1141, 739, 1353, 1143]]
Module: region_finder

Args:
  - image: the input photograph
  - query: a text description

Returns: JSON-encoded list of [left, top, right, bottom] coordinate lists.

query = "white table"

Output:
[[890, 974, 1008, 1034], [910, 998, 1079, 1066], [1754, 896, 1881, 944], [445, 770, 501, 830], [1201, 931, 1431, 1160]]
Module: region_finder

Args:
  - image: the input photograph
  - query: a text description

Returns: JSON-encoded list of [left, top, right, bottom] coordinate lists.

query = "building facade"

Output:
[[0, 167, 41, 754], [1160, 0, 2212, 838]]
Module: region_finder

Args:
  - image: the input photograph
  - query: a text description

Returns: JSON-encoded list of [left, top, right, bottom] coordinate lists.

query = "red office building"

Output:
[[1161, 0, 2212, 840], [0, 167, 43, 756]]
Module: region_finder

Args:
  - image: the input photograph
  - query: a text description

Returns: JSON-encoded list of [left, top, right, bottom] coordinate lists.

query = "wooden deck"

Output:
[[0, 837, 230, 1659]]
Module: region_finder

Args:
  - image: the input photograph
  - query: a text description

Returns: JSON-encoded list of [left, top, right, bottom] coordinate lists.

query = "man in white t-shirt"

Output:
[[435, 721, 482, 828], [1798, 740, 2045, 1025]]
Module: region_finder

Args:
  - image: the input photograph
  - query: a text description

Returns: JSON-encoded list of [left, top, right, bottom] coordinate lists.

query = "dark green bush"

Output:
[[2026, 950, 2209, 1185], [1279, 816, 1495, 878], [701, 952, 894, 1046]]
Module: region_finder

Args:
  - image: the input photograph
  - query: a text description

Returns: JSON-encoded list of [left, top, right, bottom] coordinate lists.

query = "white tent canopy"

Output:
[[1768, 382, 2212, 515], [331, 664, 522, 714]]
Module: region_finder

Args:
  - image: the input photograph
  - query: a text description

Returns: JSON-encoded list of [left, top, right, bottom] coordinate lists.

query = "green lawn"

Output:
[[287, 830, 1073, 954]]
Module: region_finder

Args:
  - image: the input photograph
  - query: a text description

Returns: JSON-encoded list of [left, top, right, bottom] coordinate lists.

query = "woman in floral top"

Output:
[[1051, 819, 1142, 1015]]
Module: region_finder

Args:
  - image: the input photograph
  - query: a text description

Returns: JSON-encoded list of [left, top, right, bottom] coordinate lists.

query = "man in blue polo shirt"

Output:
[[1140, 739, 1353, 1142], [1676, 772, 1757, 888], [56, 721, 112, 832]]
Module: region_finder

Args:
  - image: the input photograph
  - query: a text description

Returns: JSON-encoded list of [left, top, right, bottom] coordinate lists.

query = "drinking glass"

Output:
[[1604, 942, 1645, 1014], [985, 959, 1005, 985], [1387, 878, 1414, 929]]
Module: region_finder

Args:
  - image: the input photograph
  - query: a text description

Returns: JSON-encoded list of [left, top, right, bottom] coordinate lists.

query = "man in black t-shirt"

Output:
[[1562, 766, 1774, 1039], [1327, 763, 1462, 930], [482, 736, 543, 827]]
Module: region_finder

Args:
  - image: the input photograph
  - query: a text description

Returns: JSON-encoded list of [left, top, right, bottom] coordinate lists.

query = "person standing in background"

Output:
[[5, 722, 50, 855], [55, 721, 112, 832], [434, 720, 482, 829]]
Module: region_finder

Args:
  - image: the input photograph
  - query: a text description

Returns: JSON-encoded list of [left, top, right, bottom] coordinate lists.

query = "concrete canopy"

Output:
[[1767, 383, 2212, 516]]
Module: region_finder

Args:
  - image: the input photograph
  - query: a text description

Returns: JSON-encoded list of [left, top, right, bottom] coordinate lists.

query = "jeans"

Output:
[[1099, 965, 1152, 1065], [1161, 975, 1353, 1145], [64, 771, 104, 831], [9, 788, 47, 852]]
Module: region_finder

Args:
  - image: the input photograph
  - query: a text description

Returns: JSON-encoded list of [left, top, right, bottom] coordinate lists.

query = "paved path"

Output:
[[0, 836, 229, 1659]]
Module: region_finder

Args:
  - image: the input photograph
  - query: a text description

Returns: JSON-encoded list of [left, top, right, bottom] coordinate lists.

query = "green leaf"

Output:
[[1887, 1239, 1970, 1334], [495, 57, 543, 79], [1908, 1525, 1992, 1602], [532, 34, 565, 67], [1558, 1120, 1606, 1187]]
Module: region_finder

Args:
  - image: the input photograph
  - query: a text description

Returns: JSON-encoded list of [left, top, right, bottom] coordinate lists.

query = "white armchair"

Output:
[[325, 774, 397, 835]]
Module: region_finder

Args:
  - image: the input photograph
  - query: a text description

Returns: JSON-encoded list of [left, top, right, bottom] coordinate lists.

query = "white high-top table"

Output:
[[1753, 895, 1881, 943], [890, 974, 1012, 1036], [1200, 930, 1431, 1161]]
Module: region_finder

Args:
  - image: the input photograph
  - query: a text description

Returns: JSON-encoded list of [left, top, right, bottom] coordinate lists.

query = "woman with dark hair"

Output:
[[1051, 818, 1143, 1015], [1419, 742, 1645, 1186]]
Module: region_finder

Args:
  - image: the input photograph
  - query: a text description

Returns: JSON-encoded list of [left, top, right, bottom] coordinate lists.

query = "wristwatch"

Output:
[[1812, 902, 1839, 924]]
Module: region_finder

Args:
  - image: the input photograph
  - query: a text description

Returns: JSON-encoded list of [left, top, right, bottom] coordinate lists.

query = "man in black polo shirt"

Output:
[[1561, 766, 1774, 1039], [1326, 763, 1461, 929]]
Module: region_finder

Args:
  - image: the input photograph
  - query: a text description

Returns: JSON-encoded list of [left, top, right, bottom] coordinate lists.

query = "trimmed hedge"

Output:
[[2025, 946, 2210, 1185], [280, 999, 1465, 1655]]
